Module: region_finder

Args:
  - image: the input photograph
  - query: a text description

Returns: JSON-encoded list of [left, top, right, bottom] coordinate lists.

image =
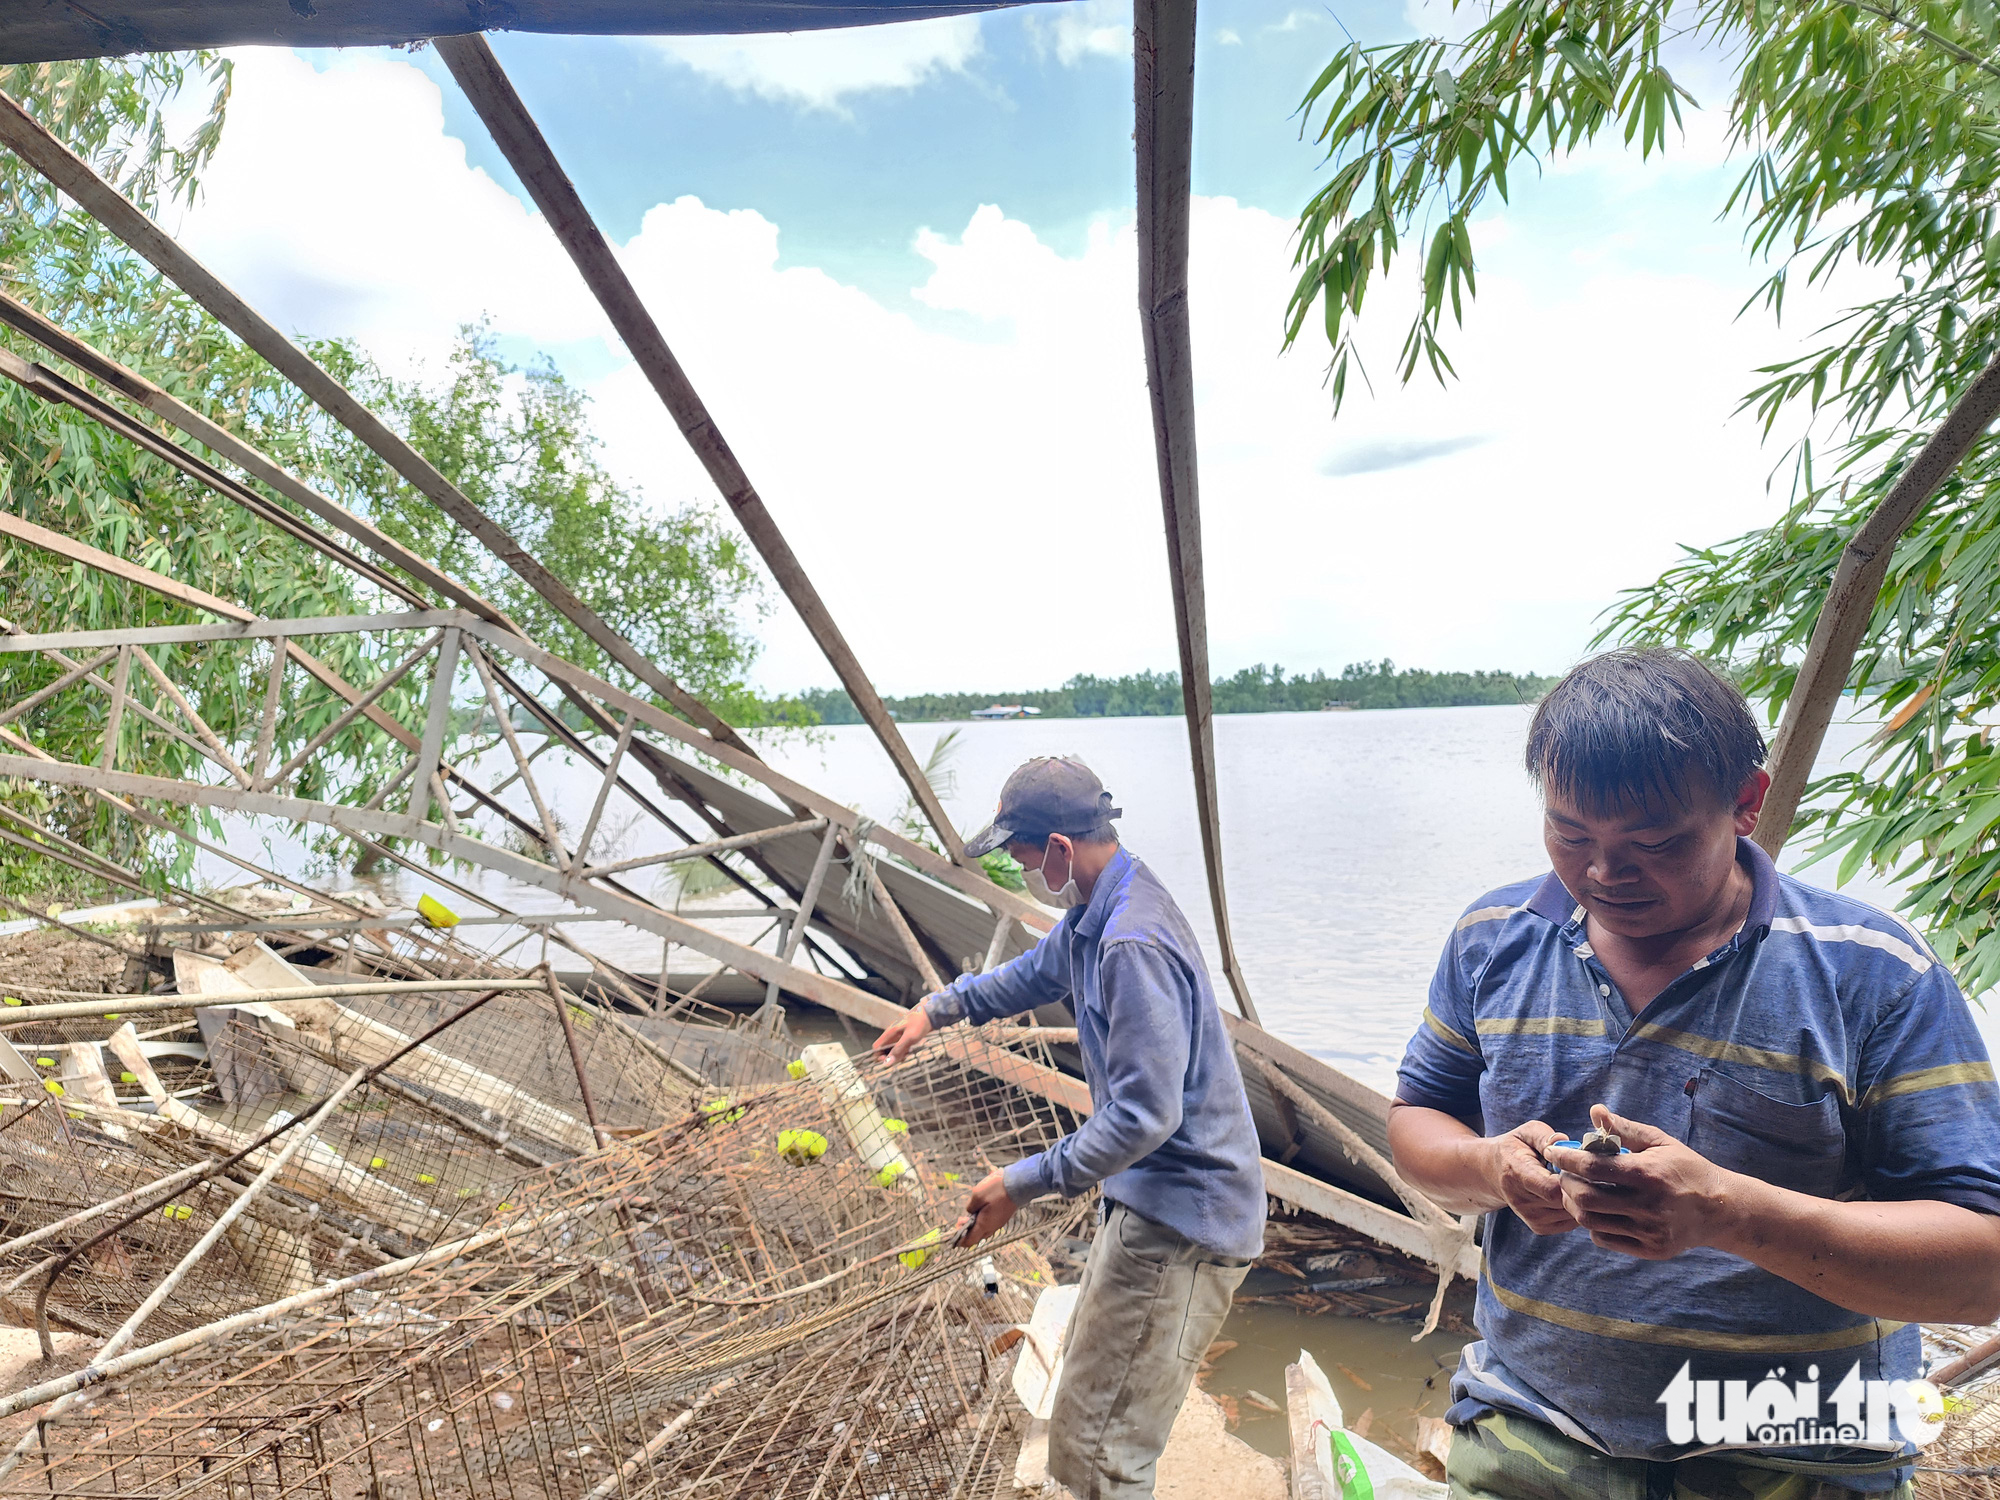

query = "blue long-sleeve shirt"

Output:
[[923, 846, 1266, 1260]]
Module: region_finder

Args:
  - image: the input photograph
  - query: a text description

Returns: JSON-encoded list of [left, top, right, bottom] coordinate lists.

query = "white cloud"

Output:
[[168, 50, 610, 365], [1217, 27, 1244, 44], [172, 46, 1879, 699], [646, 14, 983, 109], [1026, 0, 1131, 64]]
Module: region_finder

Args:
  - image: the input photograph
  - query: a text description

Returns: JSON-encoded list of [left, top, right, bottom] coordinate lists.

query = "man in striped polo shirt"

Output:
[[1394, 648, 2000, 1500]]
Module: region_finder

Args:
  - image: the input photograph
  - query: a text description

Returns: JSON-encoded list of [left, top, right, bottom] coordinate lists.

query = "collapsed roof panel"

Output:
[[0, 0, 1052, 65]]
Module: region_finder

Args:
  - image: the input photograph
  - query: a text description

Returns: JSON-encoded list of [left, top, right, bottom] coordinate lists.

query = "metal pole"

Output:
[[1133, 0, 1260, 1023], [547, 969, 612, 1149], [432, 35, 973, 867]]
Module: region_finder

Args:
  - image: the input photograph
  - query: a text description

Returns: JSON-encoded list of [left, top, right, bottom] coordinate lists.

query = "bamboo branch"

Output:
[[1758, 347, 2000, 853]]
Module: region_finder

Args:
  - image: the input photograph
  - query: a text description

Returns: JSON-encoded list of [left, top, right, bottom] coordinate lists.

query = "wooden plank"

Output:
[[1133, 0, 1259, 1024], [432, 34, 971, 867], [0, 89, 752, 760], [1262, 1159, 1483, 1282], [0, 977, 544, 1023], [406, 628, 462, 820]]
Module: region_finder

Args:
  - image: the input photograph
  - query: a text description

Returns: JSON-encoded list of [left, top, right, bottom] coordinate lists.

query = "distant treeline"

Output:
[[794, 661, 1558, 725]]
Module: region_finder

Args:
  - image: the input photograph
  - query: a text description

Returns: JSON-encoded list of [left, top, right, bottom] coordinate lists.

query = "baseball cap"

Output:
[[962, 757, 1122, 859]]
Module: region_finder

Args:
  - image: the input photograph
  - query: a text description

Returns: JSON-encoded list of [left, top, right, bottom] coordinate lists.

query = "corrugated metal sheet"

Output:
[[2, 0, 1050, 65]]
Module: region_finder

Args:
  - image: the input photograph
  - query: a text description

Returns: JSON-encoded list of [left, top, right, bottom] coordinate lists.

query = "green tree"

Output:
[[310, 331, 770, 721], [1287, 0, 2000, 990], [0, 59, 774, 892]]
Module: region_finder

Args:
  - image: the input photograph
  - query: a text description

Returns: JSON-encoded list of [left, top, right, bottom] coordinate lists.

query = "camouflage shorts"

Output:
[[1446, 1411, 1913, 1500]]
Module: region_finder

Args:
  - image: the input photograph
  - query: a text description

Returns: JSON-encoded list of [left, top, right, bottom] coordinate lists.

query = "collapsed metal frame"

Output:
[[0, 0, 1486, 1281], [0, 592, 1472, 1274], [0, 9, 1260, 1025], [0, 606, 1047, 1030]]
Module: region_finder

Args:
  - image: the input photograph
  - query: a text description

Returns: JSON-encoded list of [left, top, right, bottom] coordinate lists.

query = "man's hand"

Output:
[[1481, 1119, 1579, 1235], [872, 1003, 934, 1065], [1548, 1104, 1731, 1259], [956, 1167, 1018, 1248]]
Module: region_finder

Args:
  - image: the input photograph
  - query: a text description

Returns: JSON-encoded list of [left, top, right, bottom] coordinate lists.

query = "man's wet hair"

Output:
[[1526, 648, 1767, 813]]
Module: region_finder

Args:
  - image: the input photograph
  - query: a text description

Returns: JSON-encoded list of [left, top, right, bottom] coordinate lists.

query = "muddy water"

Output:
[[1203, 1300, 1468, 1461]]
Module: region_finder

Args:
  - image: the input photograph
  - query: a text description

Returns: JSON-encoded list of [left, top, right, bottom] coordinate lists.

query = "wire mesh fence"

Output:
[[0, 1026, 1086, 1500]]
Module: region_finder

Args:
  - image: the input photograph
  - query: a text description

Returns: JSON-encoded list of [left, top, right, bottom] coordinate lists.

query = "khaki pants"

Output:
[[1048, 1202, 1253, 1500], [1448, 1410, 1913, 1500]]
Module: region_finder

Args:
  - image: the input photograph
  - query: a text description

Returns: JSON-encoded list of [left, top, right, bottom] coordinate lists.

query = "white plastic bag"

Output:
[[1294, 1350, 1447, 1500], [1011, 1282, 1081, 1420]]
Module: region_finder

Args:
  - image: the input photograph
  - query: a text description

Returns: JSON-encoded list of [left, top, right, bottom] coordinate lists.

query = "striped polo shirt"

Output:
[[1398, 838, 2000, 1478]]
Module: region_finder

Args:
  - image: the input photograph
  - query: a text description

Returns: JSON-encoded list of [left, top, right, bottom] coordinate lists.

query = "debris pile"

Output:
[[0, 906, 1085, 1500], [1237, 1214, 1474, 1334]]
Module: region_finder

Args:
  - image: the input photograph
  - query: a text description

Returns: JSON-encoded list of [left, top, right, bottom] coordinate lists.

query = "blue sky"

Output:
[[177, 3, 1852, 695], [414, 3, 1335, 299]]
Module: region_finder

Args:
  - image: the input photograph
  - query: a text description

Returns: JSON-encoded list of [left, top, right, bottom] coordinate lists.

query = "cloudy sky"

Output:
[[165, 0, 1866, 696]]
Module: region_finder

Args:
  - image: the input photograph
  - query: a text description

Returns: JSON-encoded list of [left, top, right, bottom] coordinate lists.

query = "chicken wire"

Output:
[[0, 967, 713, 1357], [0, 1026, 1089, 1500], [1923, 1378, 2000, 1500]]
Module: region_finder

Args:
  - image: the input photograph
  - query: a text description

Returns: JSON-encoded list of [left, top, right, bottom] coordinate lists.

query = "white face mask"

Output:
[[1024, 838, 1082, 910]]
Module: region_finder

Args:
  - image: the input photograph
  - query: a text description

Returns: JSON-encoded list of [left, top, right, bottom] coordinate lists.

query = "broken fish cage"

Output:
[[0, 1024, 1090, 1500]]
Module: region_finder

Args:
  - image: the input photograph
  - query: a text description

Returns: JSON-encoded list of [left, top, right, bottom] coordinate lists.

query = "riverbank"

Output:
[[795, 660, 1556, 724]]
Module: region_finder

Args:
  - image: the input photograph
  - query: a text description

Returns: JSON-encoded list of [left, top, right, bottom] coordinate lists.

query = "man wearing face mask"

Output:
[[873, 756, 1265, 1500]]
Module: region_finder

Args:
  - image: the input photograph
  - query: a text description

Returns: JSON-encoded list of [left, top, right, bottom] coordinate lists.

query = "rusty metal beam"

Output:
[[0, 291, 494, 615], [1133, 0, 1258, 1024], [0, 344, 428, 609], [431, 34, 971, 867]]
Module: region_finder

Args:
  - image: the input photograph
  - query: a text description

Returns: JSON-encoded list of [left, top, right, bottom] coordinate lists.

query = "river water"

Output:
[[272, 704, 1930, 1091], [741, 705, 1927, 1093]]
